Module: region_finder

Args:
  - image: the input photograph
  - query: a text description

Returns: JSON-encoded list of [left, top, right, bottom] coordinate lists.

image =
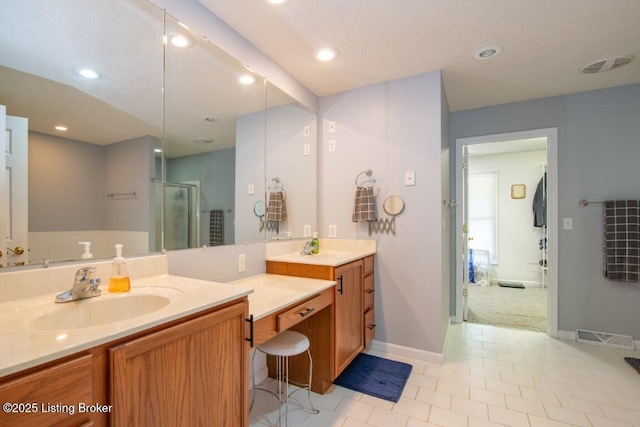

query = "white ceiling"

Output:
[[197, 0, 640, 112]]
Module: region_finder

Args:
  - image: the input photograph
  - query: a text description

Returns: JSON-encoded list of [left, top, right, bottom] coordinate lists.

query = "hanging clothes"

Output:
[[533, 172, 547, 227]]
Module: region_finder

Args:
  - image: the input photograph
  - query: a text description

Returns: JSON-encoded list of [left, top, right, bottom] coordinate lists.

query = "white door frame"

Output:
[[454, 128, 559, 337]]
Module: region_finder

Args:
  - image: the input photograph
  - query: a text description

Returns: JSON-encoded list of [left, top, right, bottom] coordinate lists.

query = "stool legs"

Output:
[[250, 347, 318, 426]]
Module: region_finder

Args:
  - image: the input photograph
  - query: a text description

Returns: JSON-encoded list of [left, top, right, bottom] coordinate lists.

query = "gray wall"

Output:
[[167, 148, 236, 245], [29, 132, 104, 231], [103, 136, 155, 232], [29, 132, 154, 234], [450, 83, 640, 338], [319, 71, 450, 355]]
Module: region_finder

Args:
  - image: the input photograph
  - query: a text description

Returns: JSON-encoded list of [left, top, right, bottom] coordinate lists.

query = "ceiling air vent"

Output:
[[581, 55, 634, 74]]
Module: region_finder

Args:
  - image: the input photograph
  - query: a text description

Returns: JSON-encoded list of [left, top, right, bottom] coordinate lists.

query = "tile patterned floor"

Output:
[[250, 322, 640, 426]]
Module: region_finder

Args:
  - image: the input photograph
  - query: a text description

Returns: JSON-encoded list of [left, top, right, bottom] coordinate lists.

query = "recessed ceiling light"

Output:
[[77, 68, 100, 79], [315, 47, 339, 62], [154, 148, 163, 153], [473, 45, 503, 60], [55, 125, 68, 131], [239, 74, 256, 85], [170, 34, 194, 48], [263, 0, 290, 6]]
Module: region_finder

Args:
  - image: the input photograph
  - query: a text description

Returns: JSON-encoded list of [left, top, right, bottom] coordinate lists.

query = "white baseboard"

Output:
[[369, 340, 444, 365]]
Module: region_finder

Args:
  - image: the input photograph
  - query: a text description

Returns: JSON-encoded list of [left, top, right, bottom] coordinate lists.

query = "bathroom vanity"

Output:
[[264, 240, 377, 384], [0, 257, 252, 426]]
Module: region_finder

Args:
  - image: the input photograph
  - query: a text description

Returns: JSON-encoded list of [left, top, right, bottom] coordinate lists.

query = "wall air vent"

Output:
[[581, 55, 634, 74], [576, 329, 634, 350]]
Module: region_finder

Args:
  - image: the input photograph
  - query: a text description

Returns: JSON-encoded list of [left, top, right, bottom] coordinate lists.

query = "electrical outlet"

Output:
[[329, 140, 336, 152], [303, 125, 310, 137], [238, 253, 246, 272], [304, 225, 311, 237], [328, 121, 336, 133], [247, 183, 255, 195], [303, 143, 311, 156], [329, 225, 337, 237]]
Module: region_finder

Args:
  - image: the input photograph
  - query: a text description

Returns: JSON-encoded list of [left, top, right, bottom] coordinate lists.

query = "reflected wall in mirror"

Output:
[[163, 13, 266, 249], [0, 0, 164, 268], [264, 82, 318, 240]]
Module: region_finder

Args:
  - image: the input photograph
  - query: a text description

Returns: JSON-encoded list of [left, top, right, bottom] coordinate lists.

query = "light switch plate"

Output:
[[405, 171, 416, 186], [303, 144, 311, 156], [328, 121, 336, 133], [329, 225, 337, 237], [304, 225, 311, 237], [328, 140, 336, 152], [563, 217, 573, 230], [303, 125, 310, 137], [238, 254, 246, 272], [247, 183, 255, 195]]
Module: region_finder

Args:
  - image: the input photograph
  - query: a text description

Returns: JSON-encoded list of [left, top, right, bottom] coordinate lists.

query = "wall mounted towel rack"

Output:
[[107, 191, 137, 201], [579, 199, 604, 207], [355, 169, 376, 187], [269, 177, 286, 199]]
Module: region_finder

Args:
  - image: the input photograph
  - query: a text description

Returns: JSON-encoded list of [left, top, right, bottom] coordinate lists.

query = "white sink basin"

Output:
[[28, 291, 177, 330]]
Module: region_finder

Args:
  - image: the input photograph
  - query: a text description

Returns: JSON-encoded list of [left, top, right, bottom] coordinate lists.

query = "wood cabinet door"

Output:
[[334, 261, 364, 376], [109, 301, 249, 427]]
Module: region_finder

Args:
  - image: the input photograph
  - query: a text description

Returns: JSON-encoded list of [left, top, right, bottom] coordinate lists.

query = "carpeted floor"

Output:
[[466, 284, 547, 332]]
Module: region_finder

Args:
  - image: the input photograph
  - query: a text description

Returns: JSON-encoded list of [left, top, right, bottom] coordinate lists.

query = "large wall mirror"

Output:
[[0, 0, 164, 268], [0, 0, 318, 270]]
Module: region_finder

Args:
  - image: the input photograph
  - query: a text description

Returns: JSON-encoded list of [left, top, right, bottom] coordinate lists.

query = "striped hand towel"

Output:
[[352, 187, 377, 222], [603, 200, 640, 282]]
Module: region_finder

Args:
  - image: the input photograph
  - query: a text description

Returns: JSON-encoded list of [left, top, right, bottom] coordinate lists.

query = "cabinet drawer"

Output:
[[277, 288, 333, 332], [0, 354, 94, 426], [363, 255, 374, 276], [363, 275, 374, 312], [364, 308, 376, 348]]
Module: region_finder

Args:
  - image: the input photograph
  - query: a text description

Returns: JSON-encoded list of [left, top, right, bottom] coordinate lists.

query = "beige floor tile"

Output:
[[248, 322, 640, 427]]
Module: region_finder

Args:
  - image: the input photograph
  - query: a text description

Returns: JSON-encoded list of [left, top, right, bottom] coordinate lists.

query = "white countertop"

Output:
[[264, 239, 376, 267], [0, 274, 252, 378], [229, 274, 336, 320]]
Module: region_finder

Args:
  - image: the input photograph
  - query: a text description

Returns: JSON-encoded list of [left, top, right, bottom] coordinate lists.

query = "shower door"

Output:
[[163, 181, 200, 250]]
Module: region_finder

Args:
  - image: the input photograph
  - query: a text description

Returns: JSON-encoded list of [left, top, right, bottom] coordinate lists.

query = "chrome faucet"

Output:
[[55, 267, 102, 303], [300, 241, 314, 255]]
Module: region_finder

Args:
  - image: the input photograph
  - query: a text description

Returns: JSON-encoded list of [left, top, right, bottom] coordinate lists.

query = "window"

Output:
[[468, 172, 498, 264]]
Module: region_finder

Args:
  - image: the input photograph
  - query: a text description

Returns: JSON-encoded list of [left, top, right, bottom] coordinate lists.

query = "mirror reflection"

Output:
[[0, 0, 164, 267], [163, 13, 265, 249], [265, 82, 318, 240]]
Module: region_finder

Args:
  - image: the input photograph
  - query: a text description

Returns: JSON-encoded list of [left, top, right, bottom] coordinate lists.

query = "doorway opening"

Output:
[[455, 129, 558, 336]]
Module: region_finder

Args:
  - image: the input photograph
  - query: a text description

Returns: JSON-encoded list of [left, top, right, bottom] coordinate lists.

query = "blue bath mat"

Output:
[[333, 353, 412, 402]]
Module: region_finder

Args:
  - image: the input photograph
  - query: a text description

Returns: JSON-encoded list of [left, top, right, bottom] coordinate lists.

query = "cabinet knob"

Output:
[[366, 289, 374, 294], [368, 324, 377, 330]]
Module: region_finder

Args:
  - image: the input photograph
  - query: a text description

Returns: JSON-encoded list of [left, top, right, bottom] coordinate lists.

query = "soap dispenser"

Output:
[[108, 244, 130, 293], [78, 241, 93, 259], [311, 232, 319, 254]]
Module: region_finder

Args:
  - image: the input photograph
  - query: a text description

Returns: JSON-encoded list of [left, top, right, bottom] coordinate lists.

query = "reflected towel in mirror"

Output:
[[352, 187, 377, 222], [209, 210, 225, 246], [266, 191, 287, 222]]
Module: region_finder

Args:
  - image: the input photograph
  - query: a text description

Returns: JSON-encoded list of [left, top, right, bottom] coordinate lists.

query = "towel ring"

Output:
[[355, 169, 376, 188], [270, 177, 286, 200]]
